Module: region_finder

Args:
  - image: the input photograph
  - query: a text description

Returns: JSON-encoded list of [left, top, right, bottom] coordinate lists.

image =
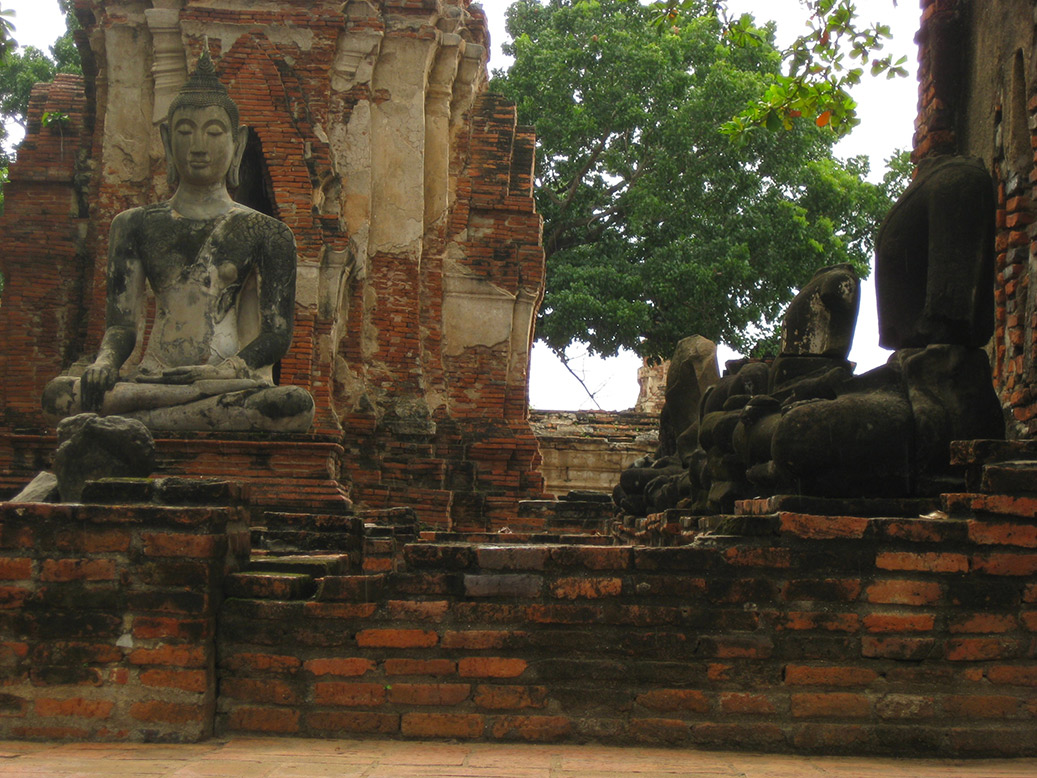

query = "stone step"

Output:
[[247, 553, 353, 577], [981, 460, 1037, 495], [252, 529, 362, 554], [225, 571, 316, 600], [942, 492, 1037, 520], [315, 574, 388, 602]]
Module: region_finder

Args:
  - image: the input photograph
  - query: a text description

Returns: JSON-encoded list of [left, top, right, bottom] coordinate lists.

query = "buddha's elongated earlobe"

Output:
[[227, 125, 248, 189], [159, 122, 178, 188]]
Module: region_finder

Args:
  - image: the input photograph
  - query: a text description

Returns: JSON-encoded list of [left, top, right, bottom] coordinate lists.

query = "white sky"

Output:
[[3, 0, 920, 411]]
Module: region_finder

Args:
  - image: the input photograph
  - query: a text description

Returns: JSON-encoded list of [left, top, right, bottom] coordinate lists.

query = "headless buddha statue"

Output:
[[42, 51, 314, 432]]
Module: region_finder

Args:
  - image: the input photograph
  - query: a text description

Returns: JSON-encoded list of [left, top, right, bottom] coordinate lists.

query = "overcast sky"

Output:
[[3, 0, 922, 411]]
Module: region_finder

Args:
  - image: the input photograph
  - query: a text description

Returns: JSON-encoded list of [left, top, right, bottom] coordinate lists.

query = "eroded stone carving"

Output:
[[43, 51, 314, 432]]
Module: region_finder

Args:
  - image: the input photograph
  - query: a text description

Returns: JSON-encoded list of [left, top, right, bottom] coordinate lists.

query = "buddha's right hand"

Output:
[[81, 362, 118, 412]]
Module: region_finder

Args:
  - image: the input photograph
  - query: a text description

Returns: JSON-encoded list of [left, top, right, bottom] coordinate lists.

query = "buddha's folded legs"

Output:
[[43, 376, 314, 433]]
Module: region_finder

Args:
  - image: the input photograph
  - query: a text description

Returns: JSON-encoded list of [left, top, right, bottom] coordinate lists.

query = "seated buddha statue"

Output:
[[42, 51, 314, 432]]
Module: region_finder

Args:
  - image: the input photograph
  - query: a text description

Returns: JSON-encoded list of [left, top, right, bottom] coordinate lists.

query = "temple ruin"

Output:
[[0, 0, 1034, 758]]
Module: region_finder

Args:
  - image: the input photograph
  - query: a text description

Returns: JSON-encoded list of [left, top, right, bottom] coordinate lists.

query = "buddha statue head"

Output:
[[160, 48, 248, 190]]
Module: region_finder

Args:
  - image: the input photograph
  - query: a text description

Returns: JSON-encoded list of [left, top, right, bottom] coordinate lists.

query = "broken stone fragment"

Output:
[[53, 413, 156, 502]]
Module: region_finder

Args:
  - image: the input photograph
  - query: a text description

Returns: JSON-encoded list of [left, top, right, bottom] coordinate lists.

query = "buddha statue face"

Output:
[[167, 104, 243, 188], [159, 49, 248, 190]]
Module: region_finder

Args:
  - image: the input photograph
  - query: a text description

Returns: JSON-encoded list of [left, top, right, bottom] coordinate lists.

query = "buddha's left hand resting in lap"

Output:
[[43, 51, 314, 432]]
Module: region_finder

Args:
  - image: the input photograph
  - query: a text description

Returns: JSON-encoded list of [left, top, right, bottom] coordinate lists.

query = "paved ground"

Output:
[[0, 737, 1035, 777]]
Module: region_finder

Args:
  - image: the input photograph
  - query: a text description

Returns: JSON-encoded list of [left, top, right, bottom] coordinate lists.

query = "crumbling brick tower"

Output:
[[0, 0, 548, 527]]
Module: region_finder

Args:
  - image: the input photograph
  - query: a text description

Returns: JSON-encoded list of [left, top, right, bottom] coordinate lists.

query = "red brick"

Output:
[[779, 513, 869, 539], [222, 652, 300, 673], [304, 657, 375, 677], [865, 580, 942, 605], [34, 697, 114, 719], [228, 706, 300, 733], [355, 629, 438, 648], [722, 547, 793, 568], [863, 612, 936, 633], [719, 693, 776, 715], [946, 638, 1022, 661], [987, 665, 1037, 686], [784, 665, 879, 687], [949, 613, 1018, 634], [629, 717, 691, 744], [968, 521, 1037, 548], [636, 689, 710, 714], [40, 559, 115, 582], [862, 637, 937, 661], [0, 558, 32, 580], [401, 712, 484, 739], [780, 611, 860, 632], [128, 644, 207, 668], [387, 600, 450, 621], [458, 657, 528, 678], [441, 630, 513, 650], [139, 669, 208, 693], [489, 715, 572, 741], [943, 694, 1020, 718], [141, 532, 225, 558], [313, 682, 387, 707], [549, 577, 622, 599], [973, 553, 1037, 576], [791, 692, 871, 718], [387, 683, 470, 706], [56, 529, 131, 553], [132, 617, 211, 642], [875, 551, 968, 573], [305, 711, 399, 734], [792, 723, 870, 750], [473, 684, 548, 710], [129, 700, 204, 724], [221, 678, 298, 706], [550, 546, 632, 570], [0, 585, 29, 609], [384, 658, 456, 676]]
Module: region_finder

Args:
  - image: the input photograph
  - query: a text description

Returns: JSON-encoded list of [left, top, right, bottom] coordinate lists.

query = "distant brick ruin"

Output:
[[0, 0, 545, 527]]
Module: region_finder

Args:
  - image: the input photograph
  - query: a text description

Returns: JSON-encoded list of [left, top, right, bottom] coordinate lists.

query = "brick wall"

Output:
[[214, 499, 1037, 757], [0, 75, 91, 490], [0, 485, 249, 741]]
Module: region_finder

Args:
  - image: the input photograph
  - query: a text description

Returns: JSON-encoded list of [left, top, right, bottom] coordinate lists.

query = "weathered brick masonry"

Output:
[[0, 481, 249, 741], [0, 0, 546, 525], [1, 474, 1034, 755], [210, 492, 1037, 756]]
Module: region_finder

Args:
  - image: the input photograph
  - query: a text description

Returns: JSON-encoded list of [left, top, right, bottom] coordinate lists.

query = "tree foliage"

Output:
[[644, 0, 907, 137], [0, 1, 81, 209], [492, 0, 898, 360]]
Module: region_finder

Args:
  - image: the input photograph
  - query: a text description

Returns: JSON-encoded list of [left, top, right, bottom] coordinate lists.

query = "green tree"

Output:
[[0, 1, 81, 212], [493, 0, 896, 360], [643, 0, 908, 137]]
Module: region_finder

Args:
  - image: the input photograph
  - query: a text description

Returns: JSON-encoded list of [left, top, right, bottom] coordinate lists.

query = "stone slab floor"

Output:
[[0, 738, 1034, 777]]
